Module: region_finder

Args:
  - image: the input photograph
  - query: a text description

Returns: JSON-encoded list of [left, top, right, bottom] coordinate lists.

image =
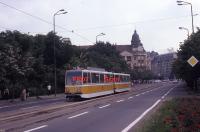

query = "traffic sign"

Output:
[[187, 56, 199, 67]]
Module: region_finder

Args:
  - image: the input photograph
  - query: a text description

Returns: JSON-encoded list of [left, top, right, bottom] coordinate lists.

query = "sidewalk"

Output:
[[0, 93, 65, 106]]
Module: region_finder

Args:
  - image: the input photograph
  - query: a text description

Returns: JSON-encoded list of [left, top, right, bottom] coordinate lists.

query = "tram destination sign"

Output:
[[187, 56, 199, 67]]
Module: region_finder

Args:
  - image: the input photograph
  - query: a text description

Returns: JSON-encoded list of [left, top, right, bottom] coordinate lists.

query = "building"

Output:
[[79, 30, 158, 72], [151, 52, 177, 79], [115, 30, 151, 70]]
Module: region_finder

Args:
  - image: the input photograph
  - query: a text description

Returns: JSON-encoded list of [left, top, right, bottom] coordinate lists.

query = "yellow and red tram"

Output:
[[65, 69, 131, 99]]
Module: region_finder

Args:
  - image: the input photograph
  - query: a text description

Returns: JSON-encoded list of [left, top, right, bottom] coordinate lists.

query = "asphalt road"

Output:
[[21, 82, 180, 132], [0, 83, 162, 114]]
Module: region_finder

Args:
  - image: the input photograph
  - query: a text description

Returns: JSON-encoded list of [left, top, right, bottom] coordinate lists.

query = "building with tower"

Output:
[[115, 30, 151, 70], [79, 30, 157, 71]]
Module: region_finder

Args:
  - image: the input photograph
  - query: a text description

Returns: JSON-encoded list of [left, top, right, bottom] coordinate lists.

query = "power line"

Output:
[[73, 15, 193, 31], [0, 1, 53, 27], [0, 1, 94, 44], [0, 25, 94, 44]]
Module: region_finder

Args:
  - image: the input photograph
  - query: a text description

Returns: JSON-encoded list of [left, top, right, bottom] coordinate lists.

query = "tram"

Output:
[[65, 69, 131, 99]]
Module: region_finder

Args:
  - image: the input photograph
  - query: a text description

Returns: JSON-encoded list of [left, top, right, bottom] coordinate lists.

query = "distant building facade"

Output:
[[115, 30, 152, 70], [151, 53, 177, 79], [80, 30, 172, 75]]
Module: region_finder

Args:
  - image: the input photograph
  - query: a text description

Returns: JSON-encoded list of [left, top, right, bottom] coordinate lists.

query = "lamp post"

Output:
[[53, 9, 67, 96], [96, 33, 105, 43], [177, 1, 194, 34], [179, 26, 190, 38]]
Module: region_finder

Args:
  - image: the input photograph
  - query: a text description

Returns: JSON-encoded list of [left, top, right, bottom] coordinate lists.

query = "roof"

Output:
[[131, 30, 143, 48], [66, 69, 129, 75], [115, 45, 132, 52]]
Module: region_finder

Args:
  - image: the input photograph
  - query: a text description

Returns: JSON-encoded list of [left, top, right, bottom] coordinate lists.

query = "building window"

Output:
[[127, 56, 131, 61], [123, 56, 126, 60]]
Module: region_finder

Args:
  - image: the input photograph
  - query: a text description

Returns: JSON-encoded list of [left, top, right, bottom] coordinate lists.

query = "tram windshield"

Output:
[[66, 71, 82, 85]]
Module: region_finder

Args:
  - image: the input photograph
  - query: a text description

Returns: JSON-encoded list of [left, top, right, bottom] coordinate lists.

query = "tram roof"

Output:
[[66, 69, 129, 76]]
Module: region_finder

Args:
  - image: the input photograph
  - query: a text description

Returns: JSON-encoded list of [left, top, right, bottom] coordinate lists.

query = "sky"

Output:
[[0, 0, 200, 54]]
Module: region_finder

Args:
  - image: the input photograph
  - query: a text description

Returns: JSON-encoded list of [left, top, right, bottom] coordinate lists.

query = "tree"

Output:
[[0, 31, 35, 99], [84, 42, 130, 73], [173, 30, 200, 91], [0, 30, 81, 99]]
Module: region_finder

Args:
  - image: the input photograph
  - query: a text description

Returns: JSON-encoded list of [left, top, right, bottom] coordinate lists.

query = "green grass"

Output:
[[137, 98, 200, 132]]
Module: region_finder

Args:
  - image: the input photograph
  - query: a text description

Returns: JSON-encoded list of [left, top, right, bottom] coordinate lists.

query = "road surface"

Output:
[[16, 82, 183, 132]]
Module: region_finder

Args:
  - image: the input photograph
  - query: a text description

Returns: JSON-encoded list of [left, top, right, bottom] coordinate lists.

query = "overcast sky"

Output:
[[0, 0, 200, 53]]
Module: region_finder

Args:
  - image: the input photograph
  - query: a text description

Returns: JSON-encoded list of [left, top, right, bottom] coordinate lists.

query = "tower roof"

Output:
[[131, 30, 143, 48]]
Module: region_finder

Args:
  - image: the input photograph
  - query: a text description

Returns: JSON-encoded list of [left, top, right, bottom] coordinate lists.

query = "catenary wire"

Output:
[[0, 1, 94, 44]]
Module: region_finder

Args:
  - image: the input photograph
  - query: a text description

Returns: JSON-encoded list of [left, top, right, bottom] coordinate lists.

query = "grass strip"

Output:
[[138, 97, 200, 132]]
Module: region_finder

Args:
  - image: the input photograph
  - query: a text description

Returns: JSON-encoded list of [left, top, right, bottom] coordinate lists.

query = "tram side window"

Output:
[[105, 74, 114, 83], [87, 72, 91, 84], [125, 76, 129, 82], [110, 74, 114, 82], [91, 73, 99, 83], [123, 76, 130, 82], [66, 71, 82, 85], [124, 76, 128, 82], [115, 75, 120, 82], [127, 76, 130, 82], [104, 74, 109, 83], [100, 74, 104, 83], [83, 72, 88, 84], [120, 75, 124, 82]]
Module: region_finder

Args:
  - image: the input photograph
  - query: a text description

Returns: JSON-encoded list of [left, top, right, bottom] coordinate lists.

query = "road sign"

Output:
[[187, 56, 199, 67]]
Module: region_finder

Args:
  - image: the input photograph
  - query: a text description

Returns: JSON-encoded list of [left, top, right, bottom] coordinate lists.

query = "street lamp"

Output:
[[179, 26, 190, 38], [96, 33, 106, 43], [53, 9, 67, 96], [177, 1, 194, 34]]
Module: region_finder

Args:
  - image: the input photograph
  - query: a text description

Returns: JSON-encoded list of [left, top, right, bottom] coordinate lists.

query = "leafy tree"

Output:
[[0, 30, 81, 99], [0, 31, 34, 99], [173, 30, 200, 91], [84, 42, 130, 73]]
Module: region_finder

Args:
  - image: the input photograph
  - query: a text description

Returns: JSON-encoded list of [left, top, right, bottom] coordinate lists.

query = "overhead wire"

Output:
[[0, 1, 94, 44], [73, 15, 193, 31], [0, 1, 198, 44]]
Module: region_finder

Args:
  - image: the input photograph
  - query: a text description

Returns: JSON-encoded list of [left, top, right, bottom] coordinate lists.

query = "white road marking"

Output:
[[136, 94, 140, 97], [122, 87, 175, 132], [116, 100, 124, 103], [128, 97, 133, 99], [121, 99, 161, 132], [21, 106, 40, 110], [161, 87, 174, 99], [24, 125, 48, 132], [99, 104, 110, 109], [68, 111, 89, 119], [0, 105, 10, 109]]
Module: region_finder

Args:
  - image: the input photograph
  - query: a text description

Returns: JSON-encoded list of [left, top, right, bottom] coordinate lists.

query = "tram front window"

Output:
[[66, 71, 82, 85]]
